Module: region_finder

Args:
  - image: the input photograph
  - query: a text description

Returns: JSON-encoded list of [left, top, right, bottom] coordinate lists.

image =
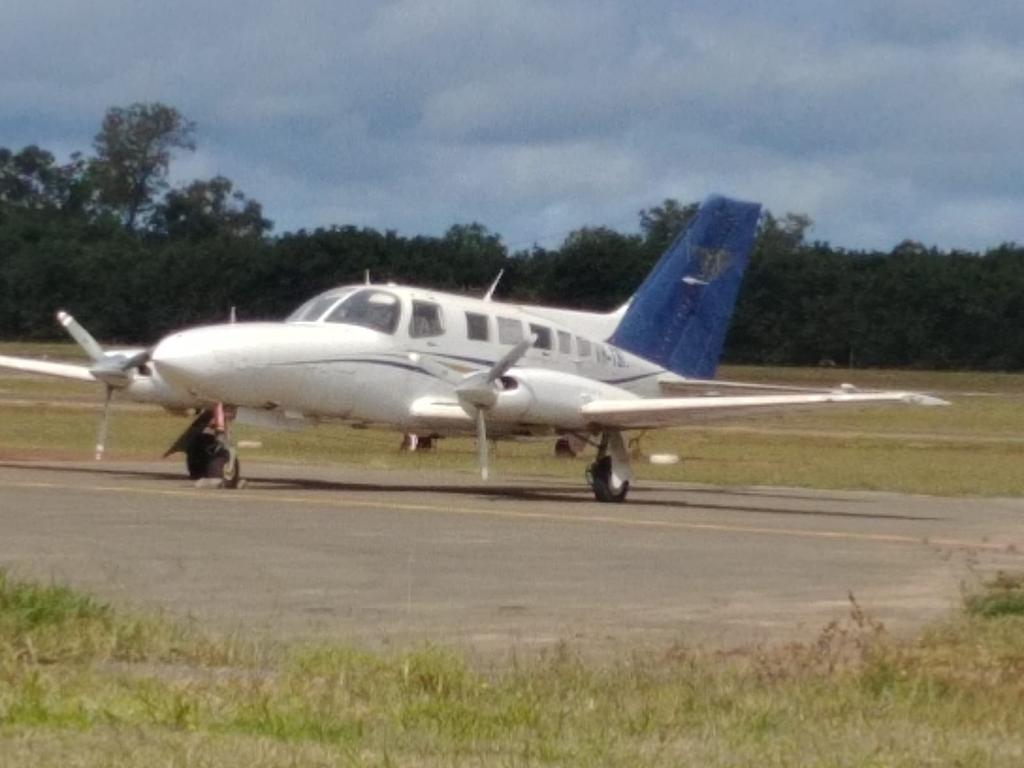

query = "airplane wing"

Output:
[[0, 355, 96, 383], [409, 388, 948, 432], [581, 391, 949, 430], [657, 373, 854, 396]]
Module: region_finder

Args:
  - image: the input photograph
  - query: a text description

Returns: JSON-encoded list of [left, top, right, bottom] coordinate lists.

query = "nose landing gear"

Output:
[[166, 403, 242, 488]]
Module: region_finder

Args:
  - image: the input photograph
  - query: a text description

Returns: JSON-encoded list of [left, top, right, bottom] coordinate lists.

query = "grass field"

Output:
[[2, 342, 1024, 495], [1, 570, 1023, 766]]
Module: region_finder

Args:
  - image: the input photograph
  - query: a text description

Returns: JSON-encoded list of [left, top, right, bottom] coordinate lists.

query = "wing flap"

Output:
[[581, 391, 949, 429], [0, 355, 96, 383]]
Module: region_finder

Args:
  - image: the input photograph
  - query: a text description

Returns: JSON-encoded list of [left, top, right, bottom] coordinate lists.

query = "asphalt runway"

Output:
[[1, 458, 1022, 653]]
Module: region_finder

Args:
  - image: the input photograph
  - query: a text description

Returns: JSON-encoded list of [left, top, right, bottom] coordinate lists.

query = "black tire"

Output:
[[185, 433, 218, 479], [207, 447, 241, 489], [222, 454, 241, 489], [554, 437, 577, 458], [587, 456, 629, 503]]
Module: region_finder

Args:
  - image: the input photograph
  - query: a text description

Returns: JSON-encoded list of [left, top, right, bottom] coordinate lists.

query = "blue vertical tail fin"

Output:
[[609, 195, 761, 379]]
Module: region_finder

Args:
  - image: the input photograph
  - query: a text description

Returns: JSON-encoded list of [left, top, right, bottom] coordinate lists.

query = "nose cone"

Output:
[[150, 327, 226, 393], [151, 320, 387, 407]]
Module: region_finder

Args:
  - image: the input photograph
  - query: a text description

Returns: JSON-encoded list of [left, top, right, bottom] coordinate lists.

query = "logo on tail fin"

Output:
[[681, 247, 730, 286], [695, 247, 730, 282]]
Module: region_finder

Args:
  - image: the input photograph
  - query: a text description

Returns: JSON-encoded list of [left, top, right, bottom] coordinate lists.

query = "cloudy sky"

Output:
[[2, 0, 1022, 251]]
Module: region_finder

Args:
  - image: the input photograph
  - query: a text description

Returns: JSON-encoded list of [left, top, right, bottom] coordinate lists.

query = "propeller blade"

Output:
[[475, 406, 488, 481], [456, 334, 537, 409], [486, 334, 536, 382], [410, 333, 534, 392], [57, 310, 105, 362], [95, 386, 113, 461]]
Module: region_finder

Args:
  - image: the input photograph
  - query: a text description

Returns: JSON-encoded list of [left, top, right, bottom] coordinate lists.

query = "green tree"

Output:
[[0, 146, 90, 215], [639, 198, 699, 255], [439, 223, 507, 290], [152, 176, 272, 240], [757, 211, 813, 251], [526, 227, 646, 309], [91, 102, 195, 232]]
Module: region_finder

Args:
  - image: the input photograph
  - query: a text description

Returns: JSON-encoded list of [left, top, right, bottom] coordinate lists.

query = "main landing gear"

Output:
[[165, 403, 241, 488], [585, 430, 632, 503]]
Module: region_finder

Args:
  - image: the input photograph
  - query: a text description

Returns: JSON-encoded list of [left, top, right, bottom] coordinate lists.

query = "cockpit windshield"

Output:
[[324, 289, 401, 334], [286, 288, 357, 323]]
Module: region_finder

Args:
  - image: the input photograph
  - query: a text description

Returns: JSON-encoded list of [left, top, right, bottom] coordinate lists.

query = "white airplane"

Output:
[[0, 195, 946, 501]]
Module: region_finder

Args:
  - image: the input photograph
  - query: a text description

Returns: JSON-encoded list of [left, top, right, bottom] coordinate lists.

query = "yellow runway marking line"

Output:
[[0, 477, 1018, 554]]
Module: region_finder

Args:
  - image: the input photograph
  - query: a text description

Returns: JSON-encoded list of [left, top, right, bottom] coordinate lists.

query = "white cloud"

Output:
[[1, 0, 1022, 250]]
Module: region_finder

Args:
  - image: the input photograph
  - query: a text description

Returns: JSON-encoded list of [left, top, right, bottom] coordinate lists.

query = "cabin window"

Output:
[[465, 312, 489, 341], [497, 316, 523, 345], [410, 300, 445, 338], [576, 337, 592, 357], [557, 330, 572, 355], [529, 324, 552, 350], [324, 289, 400, 334], [596, 345, 610, 365], [612, 349, 626, 367]]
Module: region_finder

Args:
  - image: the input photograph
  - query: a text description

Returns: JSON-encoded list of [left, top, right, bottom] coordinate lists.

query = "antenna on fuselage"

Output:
[[364, 269, 371, 285], [482, 269, 504, 301]]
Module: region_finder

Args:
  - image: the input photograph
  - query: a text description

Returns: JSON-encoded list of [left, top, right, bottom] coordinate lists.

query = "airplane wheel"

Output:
[[554, 437, 577, 458], [222, 454, 241, 489], [587, 456, 629, 503], [185, 433, 218, 479], [207, 446, 241, 489]]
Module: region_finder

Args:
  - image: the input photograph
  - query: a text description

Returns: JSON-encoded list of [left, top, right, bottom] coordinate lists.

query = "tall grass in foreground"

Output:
[[1, 572, 1023, 766]]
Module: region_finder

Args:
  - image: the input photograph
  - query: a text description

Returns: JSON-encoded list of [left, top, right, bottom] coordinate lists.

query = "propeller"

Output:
[[56, 310, 150, 460], [95, 386, 113, 461], [411, 335, 534, 480], [87, 350, 152, 460], [57, 311, 104, 362]]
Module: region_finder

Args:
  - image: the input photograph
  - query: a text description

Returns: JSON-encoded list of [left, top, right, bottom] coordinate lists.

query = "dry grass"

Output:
[[1, 572, 1024, 766], [964, 572, 1024, 618]]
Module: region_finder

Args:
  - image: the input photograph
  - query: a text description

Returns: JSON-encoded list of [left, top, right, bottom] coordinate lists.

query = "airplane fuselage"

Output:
[[151, 284, 666, 437]]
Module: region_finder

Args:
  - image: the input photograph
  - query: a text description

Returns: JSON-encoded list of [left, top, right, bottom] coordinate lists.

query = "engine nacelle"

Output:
[[487, 368, 638, 430]]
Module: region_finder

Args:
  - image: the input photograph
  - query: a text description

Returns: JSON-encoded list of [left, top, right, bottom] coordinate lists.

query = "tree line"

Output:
[[2, 103, 1024, 370]]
